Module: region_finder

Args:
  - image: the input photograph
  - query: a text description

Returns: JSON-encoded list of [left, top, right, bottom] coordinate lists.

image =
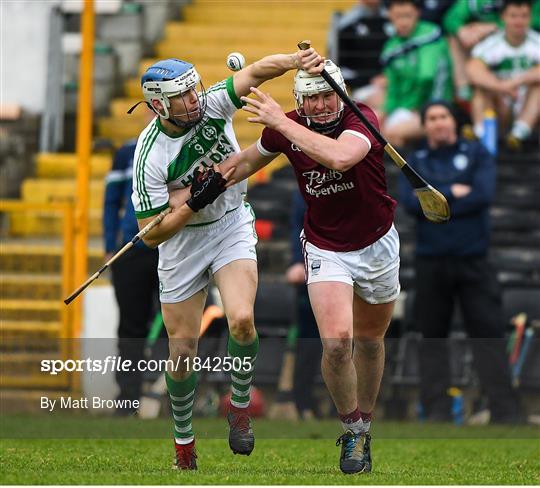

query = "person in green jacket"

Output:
[[533, 0, 540, 30], [443, 0, 504, 102], [381, 0, 453, 147]]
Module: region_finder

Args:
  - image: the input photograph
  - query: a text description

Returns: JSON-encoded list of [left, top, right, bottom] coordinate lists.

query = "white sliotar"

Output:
[[226, 52, 245, 71]]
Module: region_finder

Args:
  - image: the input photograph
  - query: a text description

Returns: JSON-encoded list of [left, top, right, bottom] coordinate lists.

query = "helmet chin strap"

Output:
[[306, 117, 341, 134], [301, 94, 343, 134], [126, 100, 150, 114], [168, 105, 203, 129]]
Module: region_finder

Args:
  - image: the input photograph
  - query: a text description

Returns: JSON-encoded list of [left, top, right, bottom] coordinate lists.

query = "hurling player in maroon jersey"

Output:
[[219, 59, 400, 474]]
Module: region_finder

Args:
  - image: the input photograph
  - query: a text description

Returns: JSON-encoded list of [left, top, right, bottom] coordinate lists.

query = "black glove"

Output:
[[186, 167, 227, 212]]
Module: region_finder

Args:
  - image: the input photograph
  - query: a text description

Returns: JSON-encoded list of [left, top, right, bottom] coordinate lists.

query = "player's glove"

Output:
[[186, 167, 228, 212]]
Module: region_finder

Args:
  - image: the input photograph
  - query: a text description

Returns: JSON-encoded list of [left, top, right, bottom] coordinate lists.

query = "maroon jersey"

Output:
[[258, 103, 396, 252]]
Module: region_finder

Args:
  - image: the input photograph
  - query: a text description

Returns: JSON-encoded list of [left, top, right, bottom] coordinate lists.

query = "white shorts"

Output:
[[301, 224, 401, 305], [158, 204, 258, 303]]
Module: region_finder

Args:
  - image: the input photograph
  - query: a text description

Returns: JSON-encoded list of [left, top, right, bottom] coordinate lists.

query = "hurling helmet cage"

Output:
[[293, 59, 346, 132], [141, 58, 207, 128]]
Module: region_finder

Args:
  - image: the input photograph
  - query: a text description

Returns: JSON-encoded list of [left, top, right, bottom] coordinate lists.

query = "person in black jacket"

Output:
[[103, 139, 159, 414], [399, 100, 522, 423], [286, 191, 323, 419]]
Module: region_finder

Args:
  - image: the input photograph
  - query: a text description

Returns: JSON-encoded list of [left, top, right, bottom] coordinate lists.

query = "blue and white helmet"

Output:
[[141, 58, 207, 128]]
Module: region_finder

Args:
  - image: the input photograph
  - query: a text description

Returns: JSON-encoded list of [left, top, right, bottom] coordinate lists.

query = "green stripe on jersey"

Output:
[[226, 76, 243, 109], [155, 117, 185, 138], [135, 127, 153, 212], [136, 125, 154, 211], [134, 201, 169, 219], [136, 123, 159, 211], [206, 80, 226, 94]]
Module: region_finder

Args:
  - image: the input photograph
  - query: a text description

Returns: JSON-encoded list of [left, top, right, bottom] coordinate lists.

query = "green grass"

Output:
[[1, 416, 539, 485]]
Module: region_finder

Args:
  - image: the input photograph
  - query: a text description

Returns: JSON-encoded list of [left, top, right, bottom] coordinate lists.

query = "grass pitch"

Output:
[[1, 415, 539, 485]]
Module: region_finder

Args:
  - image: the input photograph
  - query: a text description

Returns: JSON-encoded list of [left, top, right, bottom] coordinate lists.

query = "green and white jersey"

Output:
[[381, 21, 453, 113], [132, 76, 246, 225], [471, 29, 540, 79]]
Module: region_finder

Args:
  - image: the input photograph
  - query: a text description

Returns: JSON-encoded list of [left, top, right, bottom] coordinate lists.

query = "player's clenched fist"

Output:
[[186, 164, 235, 212]]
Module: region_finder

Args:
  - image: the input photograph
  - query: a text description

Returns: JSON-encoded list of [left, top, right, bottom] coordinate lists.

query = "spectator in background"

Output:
[[419, 0, 454, 24], [399, 101, 523, 424], [331, 1, 453, 117], [381, 0, 453, 148], [103, 138, 159, 415], [533, 0, 540, 30], [286, 191, 322, 420], [443, 0, 503, 104], [331, 0, 391, 115], [467, 0, 540, 150]]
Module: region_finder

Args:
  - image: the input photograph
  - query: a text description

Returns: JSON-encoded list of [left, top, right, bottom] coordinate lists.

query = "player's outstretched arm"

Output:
[[219, 143, 276, 187], [232, 47, 323, 98]]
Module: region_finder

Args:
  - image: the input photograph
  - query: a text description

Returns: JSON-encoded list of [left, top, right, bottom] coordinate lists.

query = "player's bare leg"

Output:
[[448, 36, 471, 101], [508, 84, 540, 150], [214, 259, 258, 455], [470, 87, 495, 138], [353, 296, 395, 417], [162, 290, 207, 470], [338, 296, 395, 475], [518, 84, 540, 129], [307, 281, 356, 414], [309, 281, 369, 474]]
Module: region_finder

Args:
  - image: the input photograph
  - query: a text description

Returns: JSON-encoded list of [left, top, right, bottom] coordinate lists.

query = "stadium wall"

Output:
[[1, 0, 56, 113]]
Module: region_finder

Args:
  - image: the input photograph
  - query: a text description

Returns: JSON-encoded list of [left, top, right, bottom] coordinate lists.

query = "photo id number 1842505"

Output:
[[181, 356, 253, 373]]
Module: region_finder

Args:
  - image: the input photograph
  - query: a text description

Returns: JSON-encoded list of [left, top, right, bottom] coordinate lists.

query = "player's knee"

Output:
[[228, 310, 255, 342], [322, 338, 352, 367], [168, 337, 198, 376], [354, 337, 384, 358]]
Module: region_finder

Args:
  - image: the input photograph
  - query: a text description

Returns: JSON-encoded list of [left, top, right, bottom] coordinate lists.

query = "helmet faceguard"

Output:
[[140, 58, 207, 129], [293, 60, 346, 133]]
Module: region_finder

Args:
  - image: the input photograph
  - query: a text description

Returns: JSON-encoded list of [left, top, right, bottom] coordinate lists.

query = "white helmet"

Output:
[[138, 58, 207, 128], [293, 60, 346, 131]]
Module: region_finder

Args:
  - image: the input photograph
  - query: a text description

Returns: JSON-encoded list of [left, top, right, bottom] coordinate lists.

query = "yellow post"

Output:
[[73, 0, 95, 338]]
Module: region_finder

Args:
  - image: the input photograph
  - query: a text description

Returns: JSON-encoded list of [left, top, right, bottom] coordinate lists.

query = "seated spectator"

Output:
[[399, 100, 524, 424], [467, 0, 540, 150], [330, 0, 391, 115], [287, 191, 322, 420], [533, 0, 540, 30], [381, 0, 453, 147], [443, 0, 504, 103]]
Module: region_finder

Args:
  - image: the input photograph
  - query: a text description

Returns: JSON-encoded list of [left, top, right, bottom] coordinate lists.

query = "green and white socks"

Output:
[[166, 371, 196, 445], [228, 333, 259, 408], [165, 333, 258, 443]]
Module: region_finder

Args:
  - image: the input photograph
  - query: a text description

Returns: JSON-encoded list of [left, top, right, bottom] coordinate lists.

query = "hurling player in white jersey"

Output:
[[219, 59, 400, 475], [129, 49, 323, 470], [467, 0, 540, 150]]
